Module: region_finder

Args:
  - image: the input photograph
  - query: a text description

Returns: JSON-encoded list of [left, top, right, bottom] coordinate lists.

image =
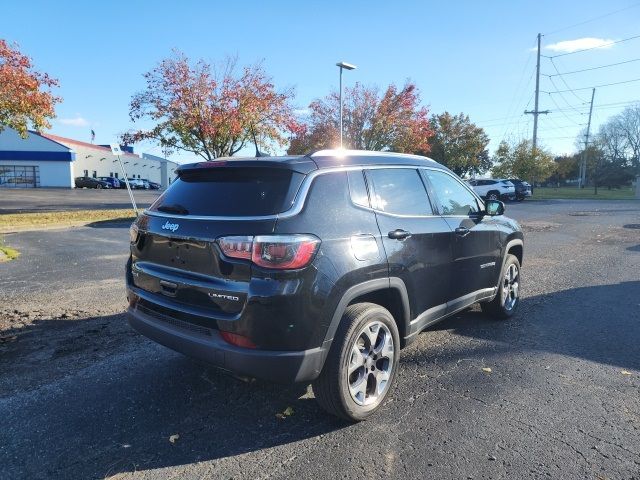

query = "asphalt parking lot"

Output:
[[0, 188, 161, 213], [1, 199, 639, 480]]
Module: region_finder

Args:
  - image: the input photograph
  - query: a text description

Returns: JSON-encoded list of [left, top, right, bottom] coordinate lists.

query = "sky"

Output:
[[2, 0, 639, 164]]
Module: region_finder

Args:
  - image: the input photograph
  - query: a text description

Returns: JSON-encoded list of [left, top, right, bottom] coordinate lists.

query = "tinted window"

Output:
[[424, 170, 480, 216], [347, 170, 370, 207], [366, 169, 432, 216], [150, 167, 304, 216]]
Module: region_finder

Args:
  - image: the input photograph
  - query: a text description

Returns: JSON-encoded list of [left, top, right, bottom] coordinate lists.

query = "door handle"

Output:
[[388, 229, 412, 240], [455, 226, 470, 237]]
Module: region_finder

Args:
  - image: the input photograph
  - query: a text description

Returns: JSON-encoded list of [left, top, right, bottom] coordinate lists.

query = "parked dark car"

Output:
[[508, 178, 533, 201], [75, 176, 111, 189], [126, 150, 524, 421], [121, 178, 145, 189], [141, 179, 161, 190], [98, 176, 121, 189]]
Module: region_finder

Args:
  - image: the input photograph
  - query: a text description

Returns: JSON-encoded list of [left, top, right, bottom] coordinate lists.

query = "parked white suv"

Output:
[[467, 179, 516, 201]]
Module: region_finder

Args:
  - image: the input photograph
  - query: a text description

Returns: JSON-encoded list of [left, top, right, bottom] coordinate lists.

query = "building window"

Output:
[[83, 170, 88, 177], [0, 165, 39, 188], [114, 172, 118, 178], [92, 171, 97, 178]]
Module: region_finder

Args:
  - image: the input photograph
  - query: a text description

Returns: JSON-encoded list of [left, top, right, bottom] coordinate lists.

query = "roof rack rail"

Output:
[[308, 149, 430, 160]]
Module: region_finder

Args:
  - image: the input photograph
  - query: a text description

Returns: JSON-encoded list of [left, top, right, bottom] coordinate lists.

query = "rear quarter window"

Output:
[[149, 167, 304, 216]]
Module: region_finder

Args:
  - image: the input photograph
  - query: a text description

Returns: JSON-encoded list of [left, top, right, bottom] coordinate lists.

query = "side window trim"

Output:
[[420, 167, 484, 217]]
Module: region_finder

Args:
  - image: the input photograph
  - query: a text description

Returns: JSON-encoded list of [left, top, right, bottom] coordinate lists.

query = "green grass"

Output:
[[0, 236, 20, 262], [531, 186, 637, 200], [0, 209, 135, 233]]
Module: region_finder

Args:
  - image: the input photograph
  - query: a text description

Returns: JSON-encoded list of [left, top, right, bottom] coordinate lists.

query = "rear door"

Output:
[[421, 169, 500, 307], [365, 168, 452, 322], [130, 166, 305, 316]]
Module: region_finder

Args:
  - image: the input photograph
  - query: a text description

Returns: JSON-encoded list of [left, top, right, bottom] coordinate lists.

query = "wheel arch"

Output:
[[323, 278, 411, 349], [507, 240, 523, 266]]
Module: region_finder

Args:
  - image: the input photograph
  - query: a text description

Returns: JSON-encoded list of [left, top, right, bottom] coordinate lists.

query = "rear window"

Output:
[[149, 167, 304, 216]]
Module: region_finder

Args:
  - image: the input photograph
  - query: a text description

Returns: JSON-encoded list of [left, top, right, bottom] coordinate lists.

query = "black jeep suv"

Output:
[[126, 150, 523, 420]]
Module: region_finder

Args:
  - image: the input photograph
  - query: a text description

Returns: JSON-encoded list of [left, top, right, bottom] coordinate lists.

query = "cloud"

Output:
[[293, 108, 311, 117], [544, 37, 615, 53], [58, 115, 90, 127]]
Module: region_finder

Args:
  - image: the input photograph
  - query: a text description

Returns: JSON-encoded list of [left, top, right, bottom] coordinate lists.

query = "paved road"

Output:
[[0, 188, 161, 213], [1, 200, 639, 479]]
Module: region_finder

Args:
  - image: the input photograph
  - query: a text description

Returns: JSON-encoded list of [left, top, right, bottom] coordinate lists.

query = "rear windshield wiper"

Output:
[[157, 204, 189, 215]]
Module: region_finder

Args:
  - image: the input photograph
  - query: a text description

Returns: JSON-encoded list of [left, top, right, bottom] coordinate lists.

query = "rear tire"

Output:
[[481, 254, 520, 319], [96, 184, 103, 189], [313, 302, 400, 421], [486, 190, 500, 201]]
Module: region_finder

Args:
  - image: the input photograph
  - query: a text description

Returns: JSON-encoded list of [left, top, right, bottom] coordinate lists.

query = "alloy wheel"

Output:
[[347, 321, 394, 406], [502, 263, 519, 311]]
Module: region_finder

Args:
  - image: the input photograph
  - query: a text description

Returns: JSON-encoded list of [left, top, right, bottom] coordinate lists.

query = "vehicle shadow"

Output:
[[427, 280, 640, 372], [1, 281, 639, 479], [86, 218, 135, 229]]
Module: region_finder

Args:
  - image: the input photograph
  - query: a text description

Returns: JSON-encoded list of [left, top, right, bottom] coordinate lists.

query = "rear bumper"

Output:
[[127, 299, 329, 383]]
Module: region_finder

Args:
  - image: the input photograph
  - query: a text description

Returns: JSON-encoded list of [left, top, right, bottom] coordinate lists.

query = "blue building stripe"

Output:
[[0, 151, 75, 161]]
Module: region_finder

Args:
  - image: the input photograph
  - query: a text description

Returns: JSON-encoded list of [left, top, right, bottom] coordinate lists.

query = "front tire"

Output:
[[486, 190, 500, 201], [313, 303, 400, 421], [481, 254, 520, 319]]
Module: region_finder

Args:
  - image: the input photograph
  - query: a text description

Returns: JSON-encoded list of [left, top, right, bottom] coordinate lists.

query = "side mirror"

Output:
[[485, 199, 505, 216]]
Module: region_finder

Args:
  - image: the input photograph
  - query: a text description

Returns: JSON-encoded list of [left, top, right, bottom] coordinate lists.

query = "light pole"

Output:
[[336, 61, 356, 148]]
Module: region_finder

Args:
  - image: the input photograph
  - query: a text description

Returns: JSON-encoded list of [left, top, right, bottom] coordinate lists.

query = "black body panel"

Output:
[[125, 150, 524, 383]]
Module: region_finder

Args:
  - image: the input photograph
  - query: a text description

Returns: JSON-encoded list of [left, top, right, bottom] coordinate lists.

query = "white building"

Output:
[[0, 128, 75, 188], [0, 128, 179, 189]]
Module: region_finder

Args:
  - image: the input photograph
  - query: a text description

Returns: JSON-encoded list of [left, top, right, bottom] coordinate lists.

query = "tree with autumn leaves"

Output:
[[425, 112, 491, 177], [0, 40, 60, 138], [123, 53, 301, 160], [288, 82, 433, 154]]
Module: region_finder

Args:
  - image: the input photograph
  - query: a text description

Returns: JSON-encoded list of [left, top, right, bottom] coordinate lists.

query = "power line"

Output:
[[546, 91, 585, 125], [543, 34, 640, 58], [548, 76, 586, 113], [549, 100, 639, 112], [544, 58, 640, 76], [543, 77, 640, 93], [544, 3, 640, 36], [540, 135, 581, 140], [499, 37, 538, 142], [538, 122, 587, 131], [548, 58, 589, 103]]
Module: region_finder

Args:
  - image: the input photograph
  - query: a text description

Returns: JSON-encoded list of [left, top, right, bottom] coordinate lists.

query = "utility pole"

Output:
[[580, 88, 596, 189], [525, 33, 550, 151]]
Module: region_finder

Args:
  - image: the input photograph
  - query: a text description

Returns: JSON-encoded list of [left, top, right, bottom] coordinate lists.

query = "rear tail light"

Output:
[[217, 234, 320, 270], [218, 236, 253, 260], [219, 331, 257, 349]]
